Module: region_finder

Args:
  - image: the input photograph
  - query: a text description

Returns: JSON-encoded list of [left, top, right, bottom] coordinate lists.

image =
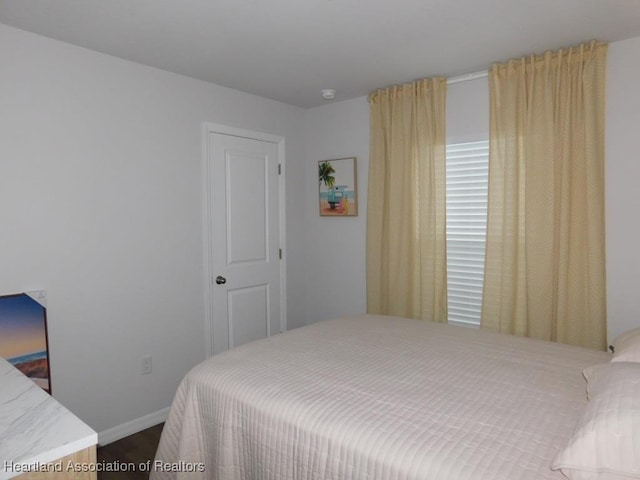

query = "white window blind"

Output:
[[446, 140, 489, 326]]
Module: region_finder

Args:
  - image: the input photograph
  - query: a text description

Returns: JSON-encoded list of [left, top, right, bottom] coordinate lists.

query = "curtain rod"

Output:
[[447, 70, 488, 85]]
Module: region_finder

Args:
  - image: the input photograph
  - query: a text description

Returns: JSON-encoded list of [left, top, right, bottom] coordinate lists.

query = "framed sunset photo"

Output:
[[0, 292, 52, 393], [318, 157, 358, 217]]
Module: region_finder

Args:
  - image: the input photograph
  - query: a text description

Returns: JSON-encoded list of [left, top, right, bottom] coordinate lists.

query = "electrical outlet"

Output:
[[141, 355, 152, 375]]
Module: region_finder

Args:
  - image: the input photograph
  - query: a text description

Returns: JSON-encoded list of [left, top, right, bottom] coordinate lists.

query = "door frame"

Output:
[[202, 122, 287, 358]]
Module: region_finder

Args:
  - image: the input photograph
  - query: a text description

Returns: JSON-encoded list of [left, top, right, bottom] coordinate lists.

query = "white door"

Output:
[[205, 128, 284, 355]]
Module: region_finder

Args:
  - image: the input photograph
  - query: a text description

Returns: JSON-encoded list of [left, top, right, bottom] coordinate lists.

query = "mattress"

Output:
[[152, 314, 609, 480]]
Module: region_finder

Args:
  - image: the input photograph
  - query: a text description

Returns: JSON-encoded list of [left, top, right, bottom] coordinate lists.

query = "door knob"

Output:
[[215, 275, 227, 285]]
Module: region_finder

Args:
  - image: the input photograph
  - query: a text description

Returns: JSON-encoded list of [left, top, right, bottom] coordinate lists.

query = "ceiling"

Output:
[[2, 0, 640, 108]]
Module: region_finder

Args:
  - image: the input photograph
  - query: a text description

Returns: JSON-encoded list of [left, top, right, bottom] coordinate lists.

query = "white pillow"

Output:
[[551, 362, 640, 480], [611, 327, 640, 363]]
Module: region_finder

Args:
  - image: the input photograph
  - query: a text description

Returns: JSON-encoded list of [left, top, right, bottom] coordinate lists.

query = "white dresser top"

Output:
[[0, 357, 97, 479]]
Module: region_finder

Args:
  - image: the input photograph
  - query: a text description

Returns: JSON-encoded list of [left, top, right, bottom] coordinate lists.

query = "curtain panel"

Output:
[[366, 78, 448, 322], [481, 41, 607, 350]]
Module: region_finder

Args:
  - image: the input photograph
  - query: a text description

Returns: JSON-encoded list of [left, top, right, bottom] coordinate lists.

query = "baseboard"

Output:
[[98, 407, 170, 446]]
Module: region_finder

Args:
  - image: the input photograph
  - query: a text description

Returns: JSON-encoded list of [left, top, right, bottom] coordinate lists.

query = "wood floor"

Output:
[[97, 423, 164, 480]]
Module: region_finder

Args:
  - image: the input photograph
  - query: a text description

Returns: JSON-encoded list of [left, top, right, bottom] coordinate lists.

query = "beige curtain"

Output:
[[482, 41, 607, 350], [367, 78, 448, 321]]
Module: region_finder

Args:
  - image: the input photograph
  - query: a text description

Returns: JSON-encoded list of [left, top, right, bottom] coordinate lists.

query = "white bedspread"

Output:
[[152, 315, 609, 480]]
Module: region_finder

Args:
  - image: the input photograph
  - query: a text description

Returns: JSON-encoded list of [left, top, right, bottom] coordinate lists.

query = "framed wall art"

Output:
[[0, 292, 51, 393], [318, 157, 358, 216]]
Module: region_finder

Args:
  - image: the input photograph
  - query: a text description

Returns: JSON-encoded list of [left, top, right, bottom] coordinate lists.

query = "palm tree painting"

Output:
[[318, 157, 357, 216], [319, 161, 336, 189]]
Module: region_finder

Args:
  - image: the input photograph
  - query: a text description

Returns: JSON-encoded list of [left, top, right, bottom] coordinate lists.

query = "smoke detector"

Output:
[[321, 89, 336, 100]]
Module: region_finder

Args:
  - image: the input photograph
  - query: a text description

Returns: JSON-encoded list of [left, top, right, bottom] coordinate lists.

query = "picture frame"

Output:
[[0, 292, 52, 393], [318, 157, 358, 216]]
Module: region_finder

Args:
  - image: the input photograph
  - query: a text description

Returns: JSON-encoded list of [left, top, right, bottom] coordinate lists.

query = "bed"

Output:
[[152, 314, 614, 480]]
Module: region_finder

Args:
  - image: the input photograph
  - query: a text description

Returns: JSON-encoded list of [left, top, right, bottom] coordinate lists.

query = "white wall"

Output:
[[446, 77, 489, 144], [606, 36, 640, 341], [302, 98, 370, 324], [0, 23, 306, 435]]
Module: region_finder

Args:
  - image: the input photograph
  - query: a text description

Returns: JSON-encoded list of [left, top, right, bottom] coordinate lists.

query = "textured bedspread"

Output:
[[152, 315, 609, 480]]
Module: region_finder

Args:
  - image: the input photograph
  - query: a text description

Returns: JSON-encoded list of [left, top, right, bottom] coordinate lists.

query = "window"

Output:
[[445, 141, 489, 326]]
